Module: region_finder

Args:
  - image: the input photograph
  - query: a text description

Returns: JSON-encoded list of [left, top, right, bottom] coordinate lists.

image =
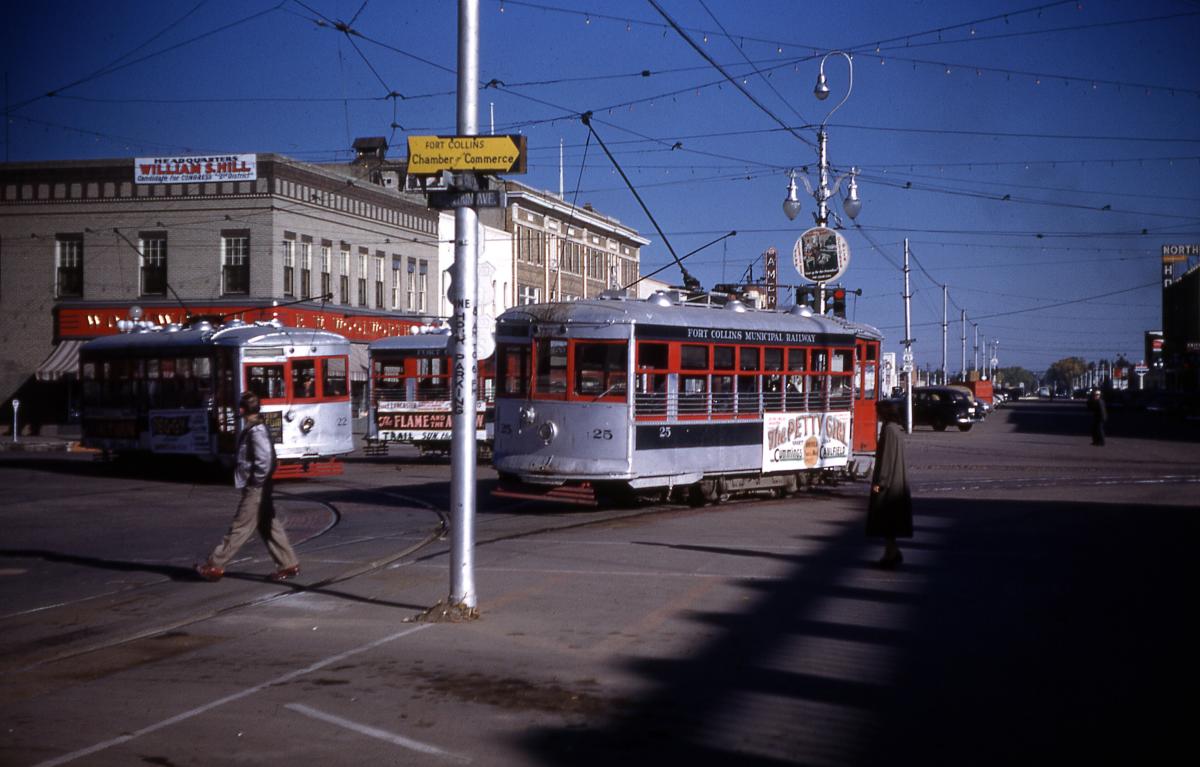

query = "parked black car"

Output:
[[878, 386, 977, 432]]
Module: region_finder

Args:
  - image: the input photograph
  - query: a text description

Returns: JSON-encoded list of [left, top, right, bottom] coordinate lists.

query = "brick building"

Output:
[[0, 146, 439, 431], [504, 181, 648, 305]]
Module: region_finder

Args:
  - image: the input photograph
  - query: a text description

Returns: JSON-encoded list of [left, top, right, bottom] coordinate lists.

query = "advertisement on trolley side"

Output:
[[148, 409, 211, 454], [375, 399, 489, 442], [762, 411, 851, 471]]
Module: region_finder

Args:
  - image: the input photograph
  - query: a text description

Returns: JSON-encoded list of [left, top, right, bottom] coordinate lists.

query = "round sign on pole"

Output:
[[793, 227, 850, 283]]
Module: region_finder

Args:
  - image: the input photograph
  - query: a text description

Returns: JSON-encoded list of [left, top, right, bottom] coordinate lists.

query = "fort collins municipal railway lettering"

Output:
[[685, 327, 817, 344]]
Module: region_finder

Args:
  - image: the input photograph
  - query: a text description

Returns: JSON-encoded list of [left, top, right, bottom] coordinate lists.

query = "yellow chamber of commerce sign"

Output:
[[406, 135, 526, 174]]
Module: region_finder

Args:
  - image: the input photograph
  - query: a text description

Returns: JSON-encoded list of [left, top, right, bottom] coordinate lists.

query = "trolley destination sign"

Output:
[[406, 135, 527, 175]]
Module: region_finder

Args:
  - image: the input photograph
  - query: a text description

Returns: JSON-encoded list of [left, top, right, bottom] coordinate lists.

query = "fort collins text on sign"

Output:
[[135, 154, 257, 184]]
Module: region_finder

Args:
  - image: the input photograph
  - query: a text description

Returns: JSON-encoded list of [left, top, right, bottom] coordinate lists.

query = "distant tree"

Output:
[[1045, 357, 1088, 390], [994, 366, 1037, 391]]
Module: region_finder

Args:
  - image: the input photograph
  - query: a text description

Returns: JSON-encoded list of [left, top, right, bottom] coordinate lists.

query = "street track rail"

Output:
[[0, 481, 856, 676]]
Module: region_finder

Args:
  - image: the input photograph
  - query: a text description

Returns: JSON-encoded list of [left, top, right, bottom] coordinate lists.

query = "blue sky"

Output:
[[4, 0, 1199, 373]]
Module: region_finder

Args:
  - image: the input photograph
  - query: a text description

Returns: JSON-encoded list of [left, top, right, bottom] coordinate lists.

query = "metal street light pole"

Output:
[[449, 0, 479, 612]]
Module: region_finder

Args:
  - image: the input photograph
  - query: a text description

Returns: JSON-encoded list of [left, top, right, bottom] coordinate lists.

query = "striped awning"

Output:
[[35, 340, 84, 381]]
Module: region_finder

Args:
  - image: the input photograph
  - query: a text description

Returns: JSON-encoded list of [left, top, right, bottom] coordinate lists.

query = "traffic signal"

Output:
[[831, 287, 847, 318], [796, 285, 817, 311]]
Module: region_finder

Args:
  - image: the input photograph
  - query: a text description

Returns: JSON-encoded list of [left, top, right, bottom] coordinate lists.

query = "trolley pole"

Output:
[[449, 0, 479, 611], [903, 239, 914, 434]]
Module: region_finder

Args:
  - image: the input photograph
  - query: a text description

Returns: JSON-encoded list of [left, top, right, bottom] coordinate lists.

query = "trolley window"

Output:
[[830, 349, 854, 403], [763, 348, 784, 411], [292, 359, 318, 399], [416, 357, 450, 400], [635, 342, 669, 417], [246, 363, 286, 401], [681, 344, 708, 370], [322, 357, 348, 398], [534, 338, 568, 397], [573, 342, 627, 399], [711, 343, 737, 414], [786, 348, 808, 412], [735, 347, 759, 415], [497, 343, 530, 397]]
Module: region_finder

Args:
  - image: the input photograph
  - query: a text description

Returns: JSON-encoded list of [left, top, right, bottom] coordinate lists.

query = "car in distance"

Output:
[[878, 386, 977, 432]]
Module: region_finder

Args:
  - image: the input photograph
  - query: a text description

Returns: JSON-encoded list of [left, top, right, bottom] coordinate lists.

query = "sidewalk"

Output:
[[0, 434, 80, 453]]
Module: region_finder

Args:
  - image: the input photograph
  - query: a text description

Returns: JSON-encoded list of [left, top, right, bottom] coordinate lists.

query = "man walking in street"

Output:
[[196, 391, 300, 582]]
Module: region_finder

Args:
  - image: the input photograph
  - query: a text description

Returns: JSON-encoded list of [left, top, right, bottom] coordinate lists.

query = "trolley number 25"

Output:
[[591, 428, 613, 440]]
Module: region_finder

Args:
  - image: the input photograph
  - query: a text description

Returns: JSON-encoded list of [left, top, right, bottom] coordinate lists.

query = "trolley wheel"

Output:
[[686, 482, 708, 507], [932, 418, 948, 431], [957, 423, 973, 432]]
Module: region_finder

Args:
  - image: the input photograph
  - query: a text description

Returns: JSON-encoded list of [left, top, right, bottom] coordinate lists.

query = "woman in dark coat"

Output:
[[1087, 388, 1107, 446], [867, 407, 913, 568]]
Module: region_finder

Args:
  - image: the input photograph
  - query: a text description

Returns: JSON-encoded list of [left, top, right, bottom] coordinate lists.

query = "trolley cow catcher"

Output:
[[492, 291, 882, 506]]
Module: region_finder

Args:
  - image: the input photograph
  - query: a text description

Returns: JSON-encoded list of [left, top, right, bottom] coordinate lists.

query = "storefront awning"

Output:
[[35, 340, 84, 381], [349, 342, 370, 382]]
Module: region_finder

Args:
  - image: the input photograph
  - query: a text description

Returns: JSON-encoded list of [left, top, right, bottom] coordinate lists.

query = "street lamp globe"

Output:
[[783, 172, 803, 221], [842, 172, 861, 220], [814, 71, 830, 100]]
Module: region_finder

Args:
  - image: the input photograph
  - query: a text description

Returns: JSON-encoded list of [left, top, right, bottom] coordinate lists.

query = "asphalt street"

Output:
[[1, 400, 1197, 766]]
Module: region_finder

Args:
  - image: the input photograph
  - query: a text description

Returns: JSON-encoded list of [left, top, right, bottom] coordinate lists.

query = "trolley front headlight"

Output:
[[300, 416, 315, 434], [537, 420, 557, 445]]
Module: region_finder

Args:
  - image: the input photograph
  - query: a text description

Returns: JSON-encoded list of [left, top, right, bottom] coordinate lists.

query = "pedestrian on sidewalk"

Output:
[[1087, 388, 1107, 446], [196, 391, 300, 583], [867, 404, 913, 569]]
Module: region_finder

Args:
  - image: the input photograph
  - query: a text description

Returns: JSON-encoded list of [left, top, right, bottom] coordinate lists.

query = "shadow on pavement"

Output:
[[0, 548, 429, 611], [519, 494, 1196, 766], [0, 453, 230, 484]]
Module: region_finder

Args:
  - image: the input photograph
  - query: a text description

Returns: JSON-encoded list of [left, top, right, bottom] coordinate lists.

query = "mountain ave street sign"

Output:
[[407, 135, 526, 174]]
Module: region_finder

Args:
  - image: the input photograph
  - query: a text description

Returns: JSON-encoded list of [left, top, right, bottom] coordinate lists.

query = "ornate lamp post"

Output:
[[784, 51, 862, 313], [783, 51, 862, 228]]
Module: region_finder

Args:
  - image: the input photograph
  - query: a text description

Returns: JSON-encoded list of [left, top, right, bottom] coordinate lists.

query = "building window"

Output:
[[321, 244, 332, 298], [282, 239, 295, 297], [56, 234, 84, 298], [406, 257, 417, 310], [391, 256, 402, 310], [300, 241, 312, 299], [340, 246, 350, 305], [374, 254, 385, 309], [139, 232, 167, 296], [416, 259, 428, 312], [357, 251, 367, 307], [518, 284, 540, 305], [221, 232, 250, 295]]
